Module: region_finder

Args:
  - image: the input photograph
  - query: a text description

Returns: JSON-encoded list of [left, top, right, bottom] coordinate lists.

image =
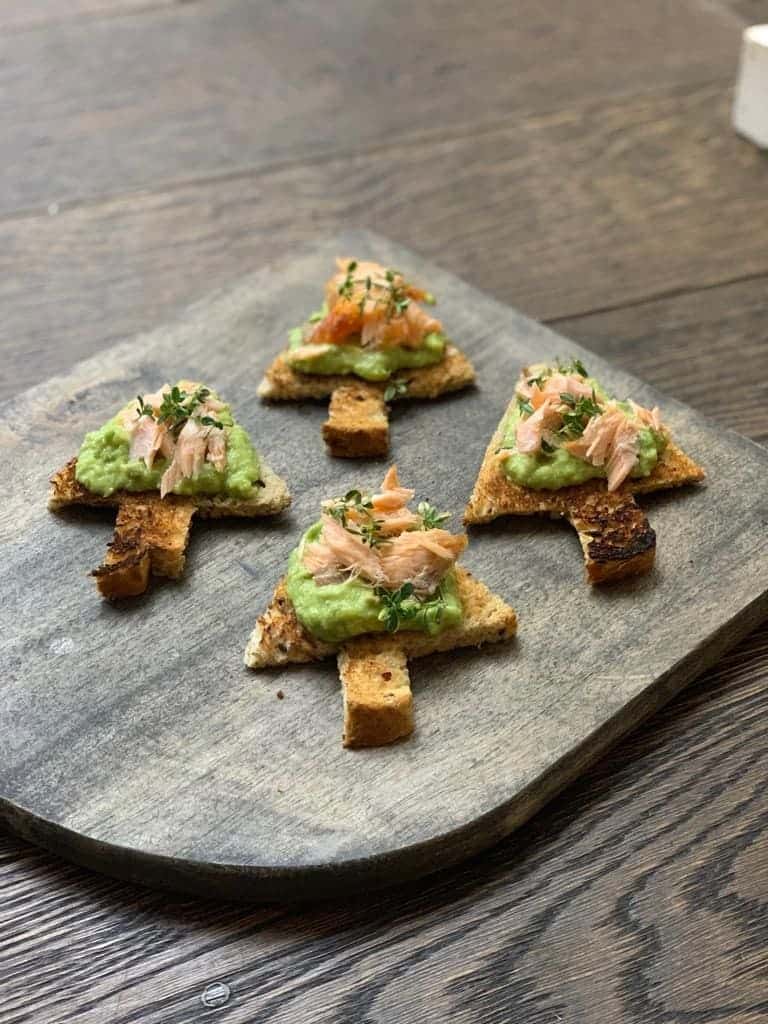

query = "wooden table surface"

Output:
[[2, 2, 767, 1021]]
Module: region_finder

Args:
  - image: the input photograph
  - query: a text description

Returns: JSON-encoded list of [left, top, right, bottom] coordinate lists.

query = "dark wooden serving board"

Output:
[[2, 231, 767, 901]]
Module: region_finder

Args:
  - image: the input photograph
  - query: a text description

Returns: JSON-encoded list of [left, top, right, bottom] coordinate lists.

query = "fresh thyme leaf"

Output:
[[517, 396, 534, 416], [383, 379, 408, 403], [136, 395, 154, 418], [526, 374, 546, 388], [557, 392, 603, 439], [338, 260, 358, 299], [556, 356, 589, 377], [375, 581, 420, 633], [154, 385, 220, 433], [199, 414, 224, 430], [559, 392, 577, 407], [417, 500, 451, 530]]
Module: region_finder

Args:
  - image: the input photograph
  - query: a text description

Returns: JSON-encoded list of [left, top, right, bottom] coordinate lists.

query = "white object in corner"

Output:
[[733, 24, 768, 148]]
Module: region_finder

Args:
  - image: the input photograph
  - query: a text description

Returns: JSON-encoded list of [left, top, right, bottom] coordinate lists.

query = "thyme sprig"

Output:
[[417, 500, 451, 530], [383, 379, 408, 403], [557, 390, 602, 439], [325, 489, 384, 547], [375, 581, 444, 632], [336, 261, 414, 321], [375, 582, 420, 632], [135, 385, 223, 433]]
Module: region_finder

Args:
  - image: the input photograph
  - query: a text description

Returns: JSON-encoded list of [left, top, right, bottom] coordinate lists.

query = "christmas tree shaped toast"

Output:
[[50, 381, 290, 598], [465, 359, 705, 583], [258, 258, 475, 457], [245, 467, 517, 748]]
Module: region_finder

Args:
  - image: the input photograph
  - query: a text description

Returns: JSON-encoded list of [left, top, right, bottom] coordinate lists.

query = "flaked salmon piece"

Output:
[[379, 529, 468, 596], [128, 415, 166, 471], [206, 427, 227, 472], [606, 418, 641, 491], [302, 514, 383, 586], [565, 404, 641, 491], [310, 259, 442, 350], [631, 401, 667, 436], [372, 465, 415, 512], [517, 370, 593, 404], [516, 399, 562, 454]]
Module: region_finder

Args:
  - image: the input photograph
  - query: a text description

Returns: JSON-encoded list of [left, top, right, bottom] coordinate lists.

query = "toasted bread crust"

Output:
[[50, 457, 291, 598], [258, 343, 474, 457], [49, 457, 291, 518], [258, 343, 475, 403], [243, 566, 517, 669], [322, 383, 390, 458], [463, 400, 705, 583], [339, 639, 413, 748]]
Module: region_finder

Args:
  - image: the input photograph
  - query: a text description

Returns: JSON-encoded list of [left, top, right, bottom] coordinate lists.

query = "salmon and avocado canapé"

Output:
[[498, 359, 670, 492], [284, 259, 447, 382], [75, 382, 262, 499], [286, 467, 466, 644]]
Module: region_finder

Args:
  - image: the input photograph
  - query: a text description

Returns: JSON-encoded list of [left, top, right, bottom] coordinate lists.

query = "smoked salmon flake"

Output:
[[508, 362, 670, 490], [302, 466, 464, 595]]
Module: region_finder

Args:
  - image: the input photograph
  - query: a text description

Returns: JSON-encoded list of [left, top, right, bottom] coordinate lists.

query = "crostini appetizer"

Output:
[[258, 259, 475, 457], [464, 359, 705, 583], [245, 466, 516, 748], [50, 381, 290, 598]]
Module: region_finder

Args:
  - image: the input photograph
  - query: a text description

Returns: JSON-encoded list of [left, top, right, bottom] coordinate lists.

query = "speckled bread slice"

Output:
[[464, 400, 705, 583], [338, 638, 413, 748], [243, 566, 517, 669], [321, 382, 390, 458], [49, 457, 290, 518], [258, 343, 475, 402], [50, 457, 290, 598], [245, 565, 517, 748]]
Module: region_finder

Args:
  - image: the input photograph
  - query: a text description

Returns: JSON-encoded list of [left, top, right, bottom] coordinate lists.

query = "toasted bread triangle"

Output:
[[244, 565, 517, 748], [464, 399, 705, 583], [244, 566, 516, 669], [258, 343, 475, 457], [50, 457, 290, 598]]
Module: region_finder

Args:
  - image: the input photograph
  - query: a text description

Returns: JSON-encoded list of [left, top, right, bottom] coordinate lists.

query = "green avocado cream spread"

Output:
[[500, 366, 668, 490], [286, 324, 445, 382], [75, 396, 261, 499], [286, 521, 463, 644]]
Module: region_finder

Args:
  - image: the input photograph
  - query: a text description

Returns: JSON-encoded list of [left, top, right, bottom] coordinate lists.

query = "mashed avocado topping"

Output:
[[286, 522, 462, 644], [499, 361, 669, 491], [286, 316, 446, 382], [75, 392, 261, 498]]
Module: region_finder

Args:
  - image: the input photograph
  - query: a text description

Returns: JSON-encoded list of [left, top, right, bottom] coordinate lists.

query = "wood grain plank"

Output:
[[2, 85, 765, 403], [0, 0, 743, 214], [715, 0, 768, 22], [0, 1, 178, 32], [555, 277, 768, 443], [0, 621, 765, 1023]]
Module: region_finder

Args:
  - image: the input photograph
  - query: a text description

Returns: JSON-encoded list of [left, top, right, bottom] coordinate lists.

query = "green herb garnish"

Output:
[[417, 500, 451, 530], [375, 582, 420, 633], [384, 379, 409, 403], [556, 357, 589, 378], [517, 396, 534, 416], [337, 260, 358, 300], [558, 390, 602, 439], [136, 395, 154, 418]]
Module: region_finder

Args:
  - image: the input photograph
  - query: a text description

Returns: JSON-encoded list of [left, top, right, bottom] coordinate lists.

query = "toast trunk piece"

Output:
[[322, 383, 389, 458], [464, 400, 705, 583], [258, 343, 475, 457], [338, 639, 413, 748], [50, 458, 291, 598], [245, 566, 517, 747]]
